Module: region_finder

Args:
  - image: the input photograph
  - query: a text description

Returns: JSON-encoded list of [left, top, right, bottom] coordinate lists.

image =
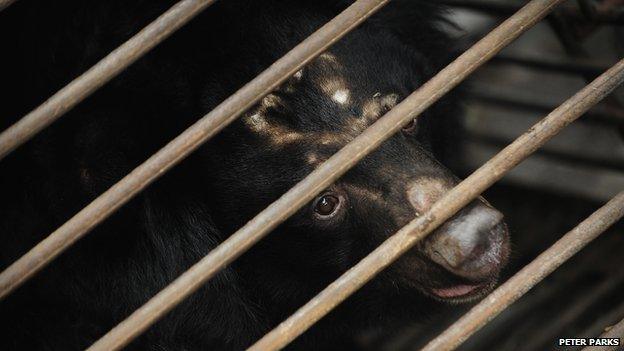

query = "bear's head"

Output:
[[200, 18, 510, 315]]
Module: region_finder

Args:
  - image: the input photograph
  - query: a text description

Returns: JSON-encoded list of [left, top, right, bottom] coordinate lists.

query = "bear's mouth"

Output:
[[426, 276, 498, 303], [419, 216, 510, 304], [431, 283, 482, 298]]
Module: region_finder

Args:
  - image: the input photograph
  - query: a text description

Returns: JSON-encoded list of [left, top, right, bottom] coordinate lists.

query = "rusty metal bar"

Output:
[[0, 0, 390, 302], [582, 317, 624, 351], [422, 191, 624, 351], [248, 58, 624, 351], [0, 0, 17, 12], [0, 0, 219, 160], [84, 1, 564, 350]]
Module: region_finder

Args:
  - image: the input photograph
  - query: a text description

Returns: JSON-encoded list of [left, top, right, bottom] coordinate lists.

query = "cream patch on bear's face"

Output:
[[253, 121, 304, 146], [244, 102, 305, 146], [318, 52, 339, 66], [293, 69, 304, 81], [344, 114, 371, 134], [362, 93, 401, 122], [306, 152, 323, 166], [380, 93, 400, 109], [311, 51, 353, 107], [318, 76, 348, 97], [261, 94, 282, 109], [243, 52, 403, 151], [315, 131, 352, 146], [247, 113, 269, 132], [245, 92, 402, 146], [332, 89, 350, 105], [281, 69, 305, 93], [407, 177, 454, 215], [362, 99, 383, 120]]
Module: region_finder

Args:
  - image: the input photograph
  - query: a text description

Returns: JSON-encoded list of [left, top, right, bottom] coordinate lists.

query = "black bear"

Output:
[[0, 0, 509, 349]]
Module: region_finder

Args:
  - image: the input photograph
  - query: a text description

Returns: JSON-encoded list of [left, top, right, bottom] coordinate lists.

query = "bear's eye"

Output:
[[314, 194, 341, 218], [402, 118, 418, 134]]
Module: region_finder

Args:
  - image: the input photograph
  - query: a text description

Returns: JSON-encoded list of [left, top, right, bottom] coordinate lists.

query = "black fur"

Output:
[[0, 1, 471, 350]]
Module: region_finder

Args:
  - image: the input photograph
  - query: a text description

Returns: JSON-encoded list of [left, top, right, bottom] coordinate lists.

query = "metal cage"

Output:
[[0, 0, 623, 350]]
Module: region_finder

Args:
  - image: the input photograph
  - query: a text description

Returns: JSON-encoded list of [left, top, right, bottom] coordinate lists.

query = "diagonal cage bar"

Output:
[[422, 191, 624, 351], [248, 58, 624, 351], [581, 317, 624, 351], [84, 1, 565, 350], [0, 0, 391, 301], [0, 0, 220, 160]]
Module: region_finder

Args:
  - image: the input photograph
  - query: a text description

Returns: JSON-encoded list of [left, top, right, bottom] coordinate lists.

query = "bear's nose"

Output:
[[422, 202, 506, 281]]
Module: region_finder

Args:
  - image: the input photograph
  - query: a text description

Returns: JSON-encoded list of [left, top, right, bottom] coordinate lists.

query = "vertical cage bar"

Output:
[[248, 58, 624, 351]]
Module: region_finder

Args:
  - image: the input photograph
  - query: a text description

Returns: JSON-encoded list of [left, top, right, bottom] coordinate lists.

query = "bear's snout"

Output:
[[422, 203, 508, 282], [406, 178, 510, 301]]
